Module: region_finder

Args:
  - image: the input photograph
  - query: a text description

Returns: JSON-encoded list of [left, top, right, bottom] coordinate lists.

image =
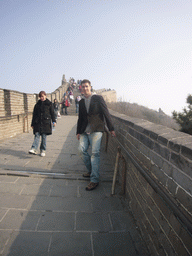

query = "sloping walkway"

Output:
[[0, 116, 150, 255]]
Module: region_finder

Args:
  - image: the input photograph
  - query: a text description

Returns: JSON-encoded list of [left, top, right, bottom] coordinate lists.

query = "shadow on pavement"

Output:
[[0, 116, 149, 256]]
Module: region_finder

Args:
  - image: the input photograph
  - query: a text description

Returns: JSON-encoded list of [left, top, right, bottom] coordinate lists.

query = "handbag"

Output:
[[66, 100, 70, 107]]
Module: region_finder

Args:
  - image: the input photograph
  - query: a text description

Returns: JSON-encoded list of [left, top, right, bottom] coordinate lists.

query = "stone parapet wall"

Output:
[[96, 89, 117, 103], [10, 91, 25, 115], [104, 109, 192, 255], [0, 76, 68, 141], [0, 113, 32, 140], [0, 89, 5, 117]]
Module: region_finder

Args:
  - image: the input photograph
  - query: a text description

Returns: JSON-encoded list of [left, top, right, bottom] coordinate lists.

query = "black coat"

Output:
[[53, 102, 59, 111], [31, 99, 56, 135], [77, 95, 114, 134]]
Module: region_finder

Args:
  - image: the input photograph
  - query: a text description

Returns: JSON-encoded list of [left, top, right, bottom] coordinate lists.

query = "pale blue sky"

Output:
[[0, 0, 191, 115]]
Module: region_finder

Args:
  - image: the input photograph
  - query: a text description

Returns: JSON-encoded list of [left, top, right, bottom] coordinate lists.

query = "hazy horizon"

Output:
[[1, 0, 191, 116]]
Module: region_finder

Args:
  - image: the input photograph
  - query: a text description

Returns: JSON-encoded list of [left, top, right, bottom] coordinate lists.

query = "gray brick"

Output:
[[168, 136, 192, 153], [110, 211, 136, 232], [0, 183, 25, 194], [50, 185, 77, 197], [119, 127, 127, 137], [166, 177, 178, 196], [0, 209, 41, 230], [2, 231, 51, 256], [92, 197, 123, 211], [150, 166, 168, 187], [17, 177, 43, 184], [0, 209, 7, 221], [29, 196, 92, 211], [128, 127, 135, 136], [21, 184, 51, 196], [76, 212, 111, 232], [149, 150, 164, 169], [179, 226, 192, 254], [143, 125, 170, 141], [0, 175, 18, 183], [153, 142, 171, 160], [50, 232, 92, 256], [169, 212, 182, 235], [93, 232, 137, 256], [134, 130, 140, 141], [117, 133, 126, 147], [168, 229, 190, 255], [138, 132, 154, 149], [176, 187, 192, 215], [181, 145, 192, 161], [0, 230, 12, 254], [170, 152, 192, 178], [133, 124, 145, 133], [137, 141, 150, 157], [0, 194, 31, 209], [168, 140, 181, 153], [157, 135, 169, 146], [37, 212, 75, 231], [172, 168, 192, 194], [143, 128, 158, 140], [162, 160, 173, 176]]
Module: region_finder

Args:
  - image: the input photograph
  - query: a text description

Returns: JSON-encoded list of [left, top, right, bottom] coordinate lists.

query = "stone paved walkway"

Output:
[[0, 116, 150, 255]]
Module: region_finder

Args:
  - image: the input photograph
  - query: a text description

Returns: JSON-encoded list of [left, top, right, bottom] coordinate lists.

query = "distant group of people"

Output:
[[29, 78, 116, 191], [60, 78, 83, 115], [60, 95, 70, 115]]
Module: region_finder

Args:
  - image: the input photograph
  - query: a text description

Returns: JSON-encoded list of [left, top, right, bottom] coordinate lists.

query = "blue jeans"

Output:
[[64, 106, 68, 115], [76, 103, 79, 113], [78, 132, 103, 183], [31, 132, 47, 151]]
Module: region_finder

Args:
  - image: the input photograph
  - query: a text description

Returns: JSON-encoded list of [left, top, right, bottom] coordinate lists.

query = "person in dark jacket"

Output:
[[29, 91, 56, 157], [53, 99, 59, 121], [77, 80, 116, 191]]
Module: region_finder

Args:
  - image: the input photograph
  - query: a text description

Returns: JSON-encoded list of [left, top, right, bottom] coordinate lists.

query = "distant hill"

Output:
[[107, 101, 179, 131]]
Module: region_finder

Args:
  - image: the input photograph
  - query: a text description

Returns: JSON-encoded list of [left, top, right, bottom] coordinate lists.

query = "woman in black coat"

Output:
[[29, 91, 56, 157]]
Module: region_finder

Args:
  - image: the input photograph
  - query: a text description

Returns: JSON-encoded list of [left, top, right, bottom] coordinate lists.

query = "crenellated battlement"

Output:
[[0, 75, 69, 140]]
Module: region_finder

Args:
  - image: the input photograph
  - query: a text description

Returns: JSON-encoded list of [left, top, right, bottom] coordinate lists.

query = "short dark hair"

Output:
[[39, 91, 46, 97], [81, 79, 91, 86]]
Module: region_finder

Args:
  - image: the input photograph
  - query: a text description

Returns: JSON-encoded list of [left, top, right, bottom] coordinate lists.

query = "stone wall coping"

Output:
[[109, 109, 192, 159], [95, 89, 116, 93], [0, 88, 38, 95]]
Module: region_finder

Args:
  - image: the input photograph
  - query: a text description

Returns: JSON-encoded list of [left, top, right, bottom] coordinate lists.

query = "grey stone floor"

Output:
[[0, 116, 150, 255]]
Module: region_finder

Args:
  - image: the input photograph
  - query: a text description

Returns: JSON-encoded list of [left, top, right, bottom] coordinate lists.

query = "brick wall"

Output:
[[0, 89, 5, 117], [96, 89, 117, 103], [0, 76, 69, 141], [104, 110, 192, 255]]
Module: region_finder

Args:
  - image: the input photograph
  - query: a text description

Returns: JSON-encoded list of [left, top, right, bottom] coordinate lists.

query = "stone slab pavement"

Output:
[[0, 115, 113, 181], [0, 116, 150, 255]]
